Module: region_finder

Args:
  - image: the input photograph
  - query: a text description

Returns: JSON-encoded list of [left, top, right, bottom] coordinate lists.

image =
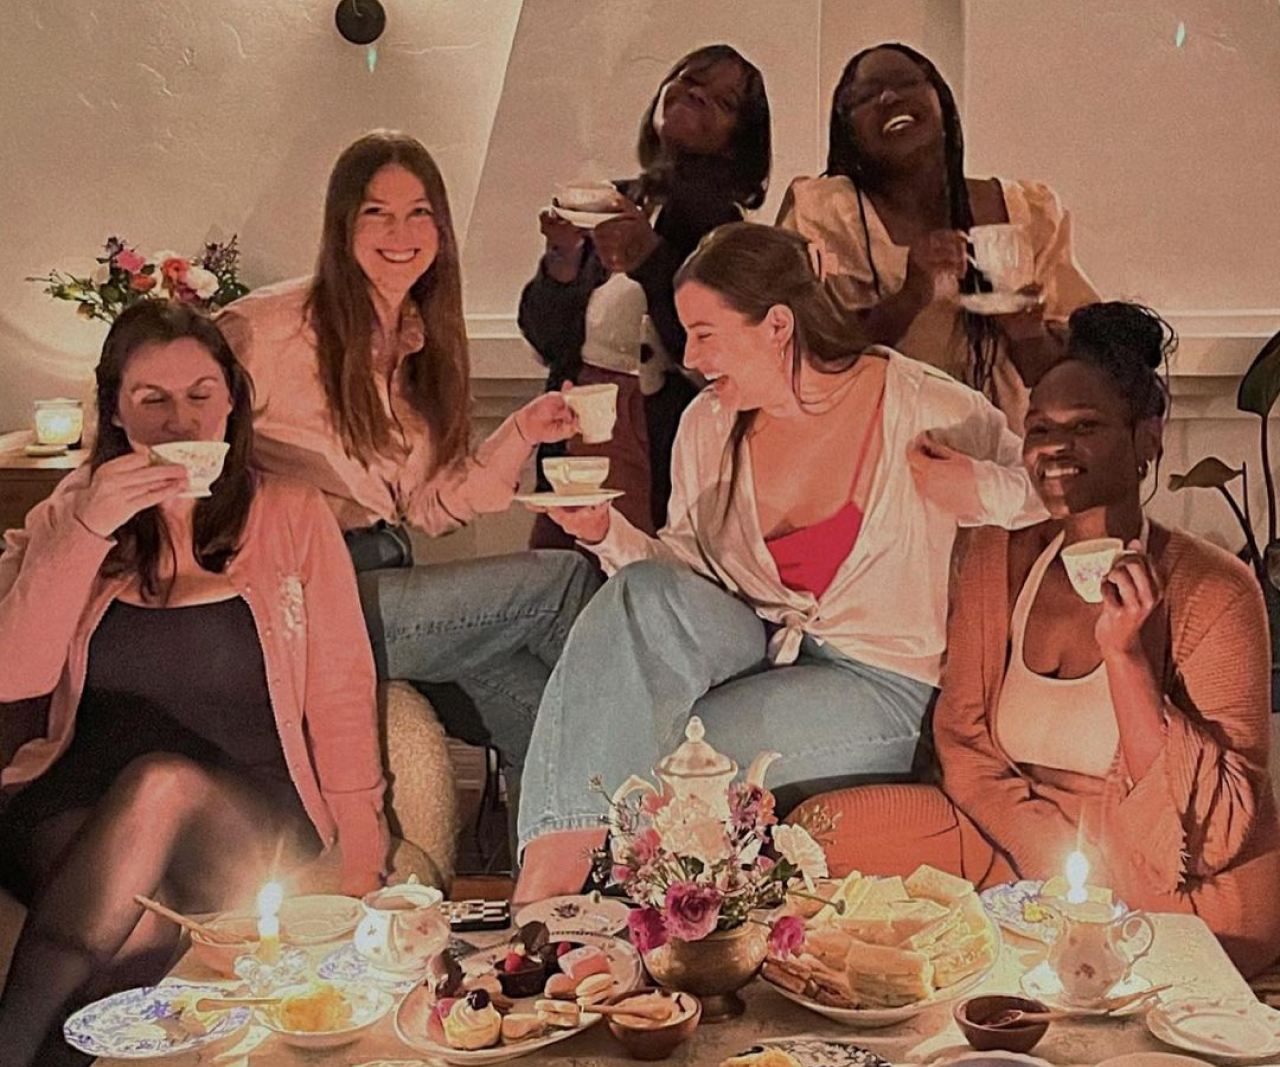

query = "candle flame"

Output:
[[1066, 850, 1089, 905], [257, 881, 283, 918]]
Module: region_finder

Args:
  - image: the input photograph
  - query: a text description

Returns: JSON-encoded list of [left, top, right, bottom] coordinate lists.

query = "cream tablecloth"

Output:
[[92, 913, 1255, 1066]]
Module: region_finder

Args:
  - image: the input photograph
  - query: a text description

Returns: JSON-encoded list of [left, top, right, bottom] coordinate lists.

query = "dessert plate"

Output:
[[256, 982, 394, 1050], [514, 893, 631, 936], [730, 1037, 891, 1065], [514, 489, 623, 509], [393, 932, 642, 1064], [317, 942, 424, 993], [64, 981, 248, 1059], [1019, 960, 1152, 1014], [1146, 995, 1280, 1062], [549, 205, 625, 229], [981, 879, 1127, 943], [958, 291, 1042, 316]]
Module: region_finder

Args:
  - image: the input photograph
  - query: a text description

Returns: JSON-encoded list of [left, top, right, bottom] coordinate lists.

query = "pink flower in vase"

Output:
[[632, 828, 662, 866], [664, 883, 722, 942], [160, 256, 190, 283], [612, 864, 633, 884], [627, 907, 668, 954], [115, 248, 146, 274], [130, 273, 157, 292], [768, 916, 805, 959], [641, 790, 671, 817]]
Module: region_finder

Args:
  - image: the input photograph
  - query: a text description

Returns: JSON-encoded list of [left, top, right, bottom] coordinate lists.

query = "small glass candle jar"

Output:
[[33, 398, 84, 448]]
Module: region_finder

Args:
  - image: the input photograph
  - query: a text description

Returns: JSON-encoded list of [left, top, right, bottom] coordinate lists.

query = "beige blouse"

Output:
[[776, 176, 1099, 432], [587, 350, 1046, 685], [218, 278, 532, 535]]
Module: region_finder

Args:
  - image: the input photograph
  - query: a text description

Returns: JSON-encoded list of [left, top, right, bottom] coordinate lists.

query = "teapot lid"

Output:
[[656, 717, 736, 780]]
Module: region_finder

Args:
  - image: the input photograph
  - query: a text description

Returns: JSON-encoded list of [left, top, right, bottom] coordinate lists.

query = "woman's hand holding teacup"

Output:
[[903, 229, 968, 301], [516, 389, 579, 445], [1095, 541, 1164, 659], [74, 452, 190, 538], [540, 209, 586, 282], [593, 200, 661, 274], [991, 283, 1047, 342], [530, 501, 612, 545]]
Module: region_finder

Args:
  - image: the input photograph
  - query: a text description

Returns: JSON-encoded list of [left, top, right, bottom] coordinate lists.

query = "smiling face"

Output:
[[839, 48, 943, 168], [676, 280, 795, 413], [114, 337, 233, 450], [1023, 360, 1160, 519], [654, 58, 748, 156], [352, 163, 440, 303]]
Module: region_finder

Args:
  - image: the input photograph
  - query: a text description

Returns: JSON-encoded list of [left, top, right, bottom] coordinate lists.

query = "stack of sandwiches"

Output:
[[763, 864, 998, 1010]]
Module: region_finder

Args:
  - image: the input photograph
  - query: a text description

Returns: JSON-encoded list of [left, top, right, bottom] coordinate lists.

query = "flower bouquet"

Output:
[[29, 235, 250, 323]]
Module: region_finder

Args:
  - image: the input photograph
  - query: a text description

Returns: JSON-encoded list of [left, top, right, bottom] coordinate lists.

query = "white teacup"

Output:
[[565, 383, 619, 444], [543, 456, 610, 494], [353, 881, 448, 974], [1061, 537, 1125, 603], [969, 223, 1029, 292], [150, 441, 230, 498], [1047, 902, 1155, 1006], [555, 181, 625, 213]]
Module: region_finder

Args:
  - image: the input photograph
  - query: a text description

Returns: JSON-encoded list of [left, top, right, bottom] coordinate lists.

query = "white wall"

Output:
[[1, 0, 1277, 552]]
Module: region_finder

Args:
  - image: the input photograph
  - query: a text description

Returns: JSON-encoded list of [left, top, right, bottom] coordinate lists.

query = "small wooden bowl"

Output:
[[189, 914, 258, 977], [955, 994, 1051, 1054], [604, 988, 700, 1061]]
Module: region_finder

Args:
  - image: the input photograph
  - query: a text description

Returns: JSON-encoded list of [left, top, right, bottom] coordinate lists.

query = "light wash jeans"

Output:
[[518, 560, 935, 852], [357, 550, 602, 775]]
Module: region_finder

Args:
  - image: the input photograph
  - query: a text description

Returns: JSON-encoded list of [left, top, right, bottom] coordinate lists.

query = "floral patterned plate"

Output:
[[980, 880, 1128, 943], [731, 1038, 891, 1065], [514, 893, 632, 936], [317, 938, 475, 993], [1146, 995, 1280, 1062], [63, 981, 249, 1059]]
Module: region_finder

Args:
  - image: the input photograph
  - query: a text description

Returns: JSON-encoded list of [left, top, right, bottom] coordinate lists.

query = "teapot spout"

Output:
[[745, 751, 780, 790]]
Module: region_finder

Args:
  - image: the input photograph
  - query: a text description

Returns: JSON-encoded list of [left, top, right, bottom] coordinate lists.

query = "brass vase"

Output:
[[642, 922, 767, 1023]]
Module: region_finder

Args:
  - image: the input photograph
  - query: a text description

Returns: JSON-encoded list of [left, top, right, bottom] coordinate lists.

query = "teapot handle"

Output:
[[609, 775, 660, 836], [1109, 911, 1155, 964]]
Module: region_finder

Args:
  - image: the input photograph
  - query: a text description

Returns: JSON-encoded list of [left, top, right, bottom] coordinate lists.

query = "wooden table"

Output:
[[92, 913, 1256, 1066], [0, 441, 87, 532]]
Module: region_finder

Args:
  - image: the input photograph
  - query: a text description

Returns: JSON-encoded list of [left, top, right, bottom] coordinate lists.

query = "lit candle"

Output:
[[1065, 849, 1090, 905], [33, 398, 83, 447], [256, 881, 283, 963]]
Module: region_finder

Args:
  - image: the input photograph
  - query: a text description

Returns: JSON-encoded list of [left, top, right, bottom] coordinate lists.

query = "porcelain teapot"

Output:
[[610, 716, 779, 823], [353, 877, 449, 974]]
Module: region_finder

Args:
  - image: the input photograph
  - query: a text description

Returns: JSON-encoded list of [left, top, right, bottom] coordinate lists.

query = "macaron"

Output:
[[575, 972, 619, 1007], [500, 1012, 547, 1042], [535, 999, 582, 1028], [543, 973, 577, 999]]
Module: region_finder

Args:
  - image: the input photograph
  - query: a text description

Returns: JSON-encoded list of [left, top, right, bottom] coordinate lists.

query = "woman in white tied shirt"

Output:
[[514, 223, 1045, 901]]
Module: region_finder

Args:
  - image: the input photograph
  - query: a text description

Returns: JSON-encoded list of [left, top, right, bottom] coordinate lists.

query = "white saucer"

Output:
[[1020, 960, 1153, 1014], [514, 893, 631, 935], [1096, 1054, 1213, 1067], [1146, 996, 1280, 1062], [958, 291, 1042, 316], [24, 443, 69, 456], [549, 205, 625, 229], [514, 489, 623, 509]]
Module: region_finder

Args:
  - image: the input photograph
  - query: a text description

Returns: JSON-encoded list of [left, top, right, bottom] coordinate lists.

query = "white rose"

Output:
[[91, 263, 111, 286], [772, 824, 828, 890], [185, 266, 220, 300]]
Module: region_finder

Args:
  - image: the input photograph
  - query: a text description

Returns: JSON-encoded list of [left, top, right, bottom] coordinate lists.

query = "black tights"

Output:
[[0, 752, 314, 1067]]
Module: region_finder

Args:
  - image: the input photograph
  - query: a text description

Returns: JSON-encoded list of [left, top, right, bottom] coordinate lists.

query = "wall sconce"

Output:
[[32, 398, 84, 451]]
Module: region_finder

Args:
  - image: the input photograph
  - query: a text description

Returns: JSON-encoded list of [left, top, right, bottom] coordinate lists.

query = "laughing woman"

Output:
[[519, 44, 771, 545], [218, 131, 601, 779], [778, 43, 1097, 431], [0, 304, 385, 1066], [513, 223, 1046, 901]]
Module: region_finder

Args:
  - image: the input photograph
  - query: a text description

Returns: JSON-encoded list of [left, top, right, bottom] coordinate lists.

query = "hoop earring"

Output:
[[1138, 460, 1150, 480]]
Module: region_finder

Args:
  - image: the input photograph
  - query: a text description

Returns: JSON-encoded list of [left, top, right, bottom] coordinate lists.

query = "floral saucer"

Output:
[[514, 489, 624, 509], [981, 879, 1128, 943], [731, 1038, 891, 1065], [548, 205, 625, 229], [318, 938, 477, 993], [1019, 960, 1153, 1014], [1146, 995, 1280, 1062], [63, 981, 249, 1058], [514, 893, 632, 936]]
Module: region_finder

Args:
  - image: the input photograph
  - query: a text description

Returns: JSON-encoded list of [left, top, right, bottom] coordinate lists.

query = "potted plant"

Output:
[[1169, 327, 1280, 708]]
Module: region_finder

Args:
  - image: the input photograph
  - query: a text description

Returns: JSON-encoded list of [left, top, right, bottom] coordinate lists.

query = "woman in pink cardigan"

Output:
[[0, 302, 386, 1066], [793, 303, 1280, 976]]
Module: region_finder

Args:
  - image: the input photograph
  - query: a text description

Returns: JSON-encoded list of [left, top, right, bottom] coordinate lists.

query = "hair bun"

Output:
[[1067, 301, 1174, 370]]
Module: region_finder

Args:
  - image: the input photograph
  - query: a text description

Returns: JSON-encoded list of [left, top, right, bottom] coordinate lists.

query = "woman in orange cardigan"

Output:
[[796, 302, 1280, 976]]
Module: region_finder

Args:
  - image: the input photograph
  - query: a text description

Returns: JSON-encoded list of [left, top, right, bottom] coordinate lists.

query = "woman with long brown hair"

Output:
[[514, 223, 1043, 900], [0, 302, 385, 1066], [219, 131, 600, 782]]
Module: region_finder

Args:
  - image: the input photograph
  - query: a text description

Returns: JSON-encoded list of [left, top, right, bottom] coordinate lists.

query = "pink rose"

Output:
[[160, 256, 190, 283], [663, 882, 722, 942], [768, 915, 805, 959], [632, 828, 662, 865], [611, 864, 633, 884], [130, 273, 156, 292], [627, 907, 668, 954], [115, 249, 146, 273]]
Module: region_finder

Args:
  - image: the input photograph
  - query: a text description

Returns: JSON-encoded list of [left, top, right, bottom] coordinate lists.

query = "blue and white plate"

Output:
[[317, 942, 426, 993], [64, 981, 249, 1059], [732, 1038, 891, 1066], [980, 880, 1128, 943]]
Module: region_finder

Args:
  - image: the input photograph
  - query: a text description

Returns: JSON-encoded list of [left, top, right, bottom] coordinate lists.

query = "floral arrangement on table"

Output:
[[28, 235, 251, 323], [594, 775, 836, 958]]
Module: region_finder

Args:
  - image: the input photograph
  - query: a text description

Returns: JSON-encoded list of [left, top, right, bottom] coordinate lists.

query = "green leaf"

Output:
[[1238, 328, 1280, 418], [1168, 458, 1243, 492]]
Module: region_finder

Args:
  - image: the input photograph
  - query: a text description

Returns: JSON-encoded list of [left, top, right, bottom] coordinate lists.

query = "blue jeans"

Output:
[[357, 550, 602, 775], [518, 560, 934, 852]]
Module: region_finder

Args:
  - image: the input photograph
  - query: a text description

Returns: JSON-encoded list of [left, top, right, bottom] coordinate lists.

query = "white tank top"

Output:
[[994, 531, 1120, 778]]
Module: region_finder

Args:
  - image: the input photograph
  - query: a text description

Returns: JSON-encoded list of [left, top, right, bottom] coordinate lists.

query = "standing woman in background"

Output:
[[778, 43, 1097, 432], [519, 43, 771, 546], [219, 131, 600, 783]]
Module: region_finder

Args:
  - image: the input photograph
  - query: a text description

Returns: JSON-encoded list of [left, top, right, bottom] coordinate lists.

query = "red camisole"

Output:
[[763, 390, 884, 599]]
